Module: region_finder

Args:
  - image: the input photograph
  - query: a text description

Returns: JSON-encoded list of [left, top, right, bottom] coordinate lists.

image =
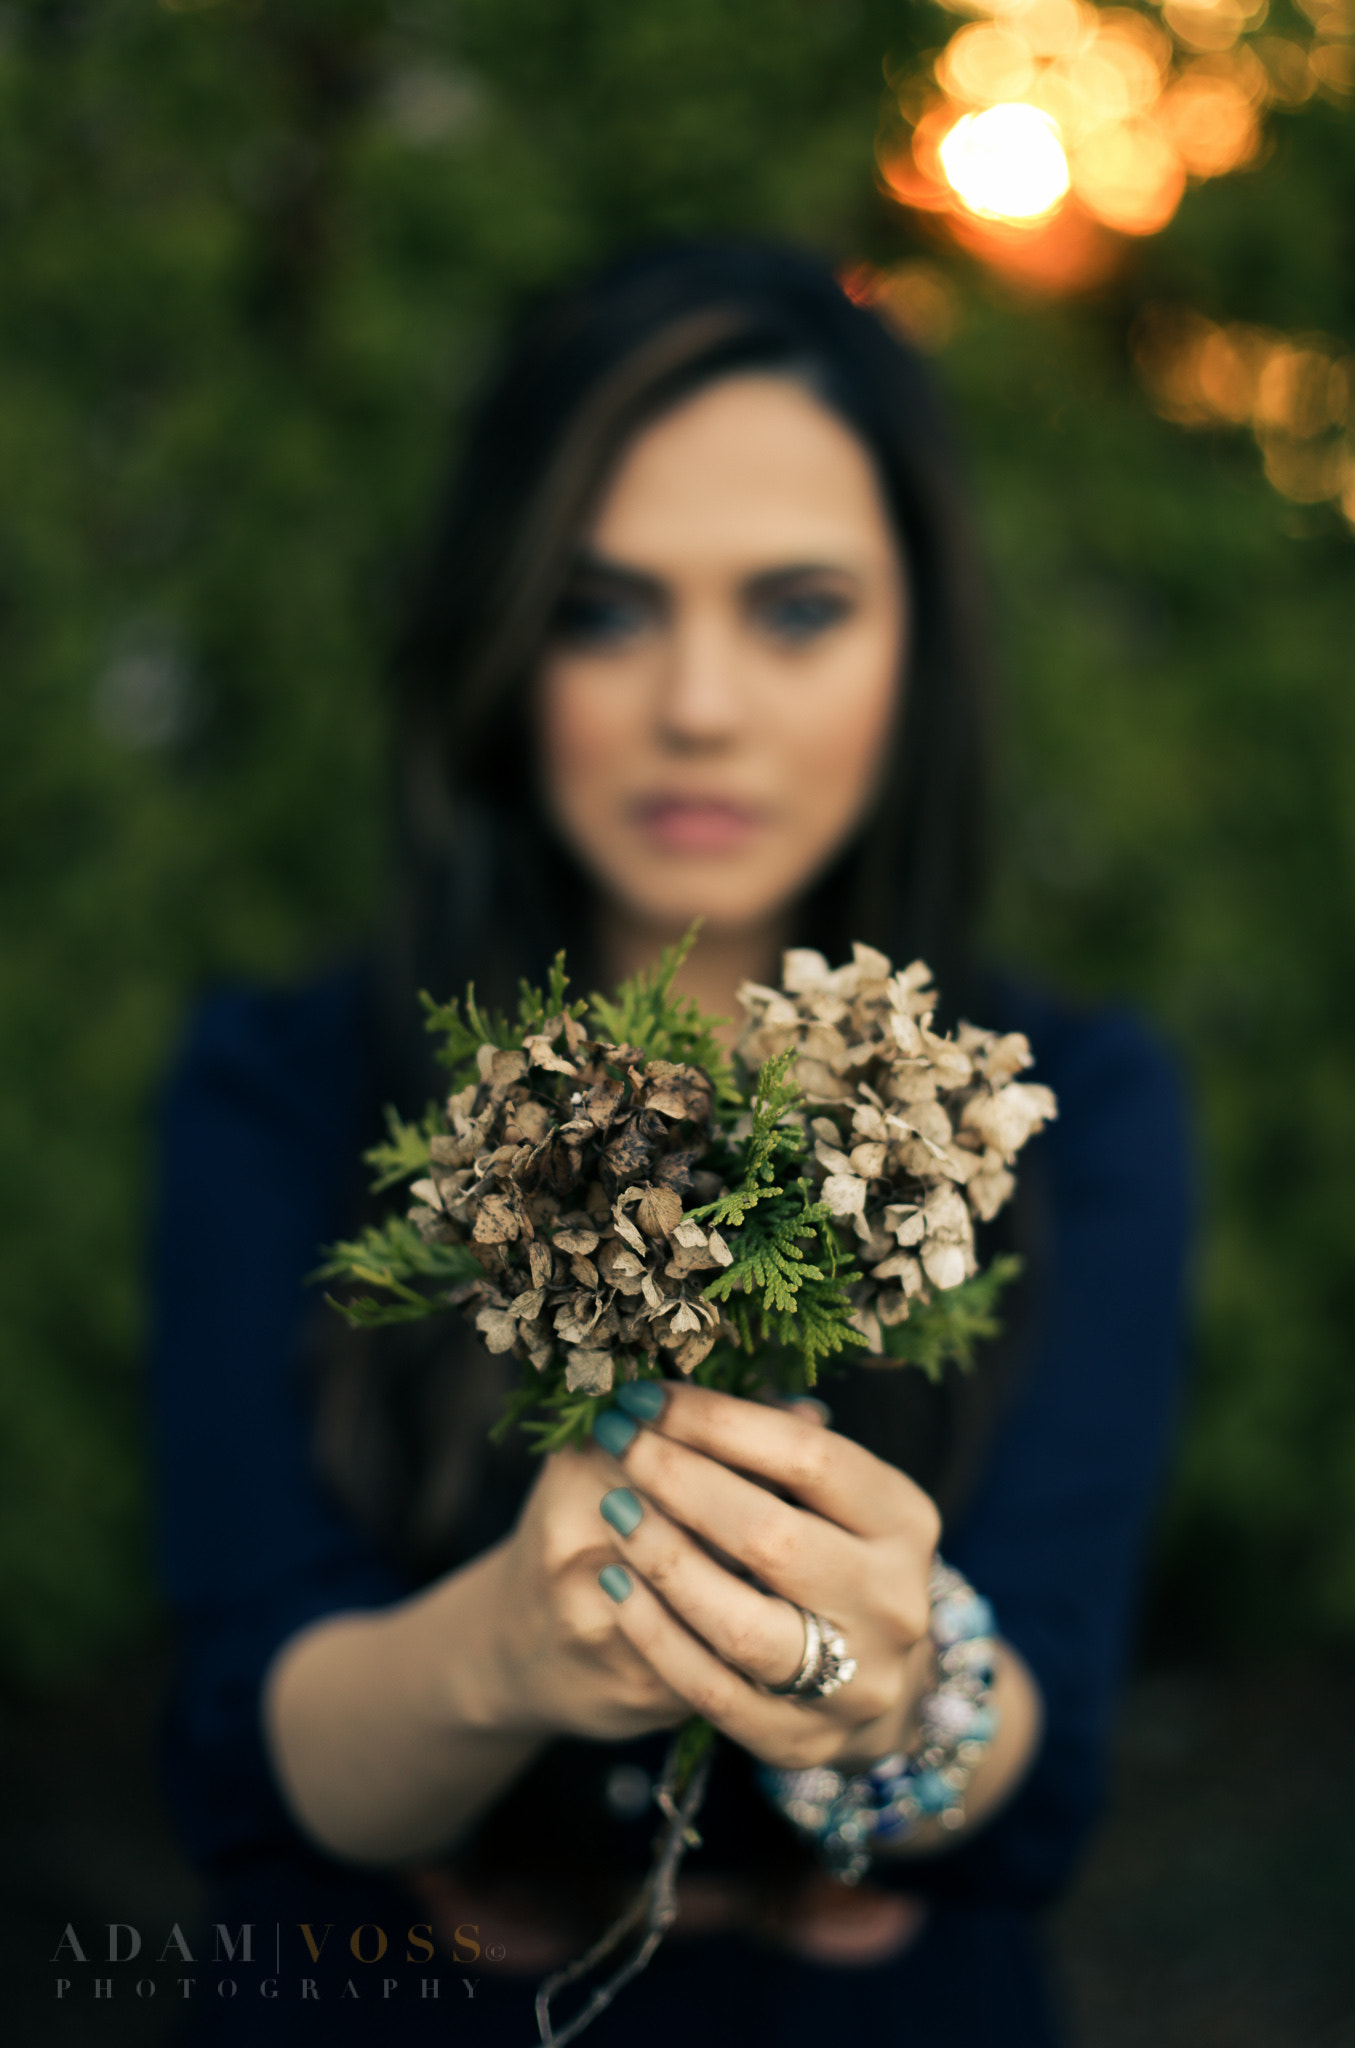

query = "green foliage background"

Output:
[[1, 0, 1352, 1681]]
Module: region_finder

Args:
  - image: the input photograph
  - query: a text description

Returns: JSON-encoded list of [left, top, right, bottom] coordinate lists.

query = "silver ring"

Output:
[[767, 1608, 857, 1699]]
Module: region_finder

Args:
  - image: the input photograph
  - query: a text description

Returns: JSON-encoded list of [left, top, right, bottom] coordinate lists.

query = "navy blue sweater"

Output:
[[148, 964, 1190, 2038]]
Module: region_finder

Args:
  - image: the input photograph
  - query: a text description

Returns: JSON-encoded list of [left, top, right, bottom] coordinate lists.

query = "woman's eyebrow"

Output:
[[568, 549, 666, 601], [742, 561, 860, 597]]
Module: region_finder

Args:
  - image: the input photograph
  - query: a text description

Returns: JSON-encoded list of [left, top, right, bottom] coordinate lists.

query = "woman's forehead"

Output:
[[586, 373, 898, 574]]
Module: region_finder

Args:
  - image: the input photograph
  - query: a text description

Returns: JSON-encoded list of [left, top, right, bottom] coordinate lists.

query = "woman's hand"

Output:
[[480, 1435, 694, 1743], [583, 1380, 943, 1773]]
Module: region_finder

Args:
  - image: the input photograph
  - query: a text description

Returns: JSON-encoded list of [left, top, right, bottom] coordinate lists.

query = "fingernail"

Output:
[[592, 1407, 638, 1458], [600, 1487, 643, 1537], [599, 1564, 633, 1604], [790, 1396, 833, 1427], [615, 1380, 667, 1421]]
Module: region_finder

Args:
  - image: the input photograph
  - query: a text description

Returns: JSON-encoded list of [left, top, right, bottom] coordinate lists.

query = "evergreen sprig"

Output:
[[687, 1049, 869, 1388], [588, 923, 737, 1103], [313, 1215, 482, 1323]]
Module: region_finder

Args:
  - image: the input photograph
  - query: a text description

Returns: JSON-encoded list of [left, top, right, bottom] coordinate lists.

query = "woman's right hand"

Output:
[[265, 1436, 688, 1866], [479, 1440, 692, 1741]]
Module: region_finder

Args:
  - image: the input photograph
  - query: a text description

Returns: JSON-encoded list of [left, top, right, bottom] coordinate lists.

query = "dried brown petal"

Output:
[[795, 1058, 852, 1101], [982, 1033, 1034, 1085], [887, 1065, 938, 1107], [635, 1184, 684, 1238], [472, 1191, 522, 1245], [580, 1077, 625, 1126], [849, 1141, 887, 1179], [485, 1048, 529, 1100], [553, 1225, 599, 1256], [564, 1349, 614, 1395], [884, 1203, 926, 1246], [521, 1320, 553, 1371], [782, 948, 832, 993], [961, 1082, 1056, 1157], [851, 1305, 884, 1355], [527, 1239, 553, 1289], [597, 1239, 645, 1284], [475, 1305, 519, 1354], [602, 1121, 654, 1187], [523, 1033, 579, 1077], [851, 1103, 889, 1143], [923, 1184, 972, 1242], [921, 1241, 969, 1290], [821, 1173, 868, 1218], [610, 1200, 648, 1257], [815, 1138, 854, 1176], [967, 1168, 1015, 1223], [554, 1292, 604, 1345], [503, 1099, 553, 1145]]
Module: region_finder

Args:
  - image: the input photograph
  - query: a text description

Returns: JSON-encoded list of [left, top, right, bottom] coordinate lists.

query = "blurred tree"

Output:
[[0, 0, 1349, 1680]]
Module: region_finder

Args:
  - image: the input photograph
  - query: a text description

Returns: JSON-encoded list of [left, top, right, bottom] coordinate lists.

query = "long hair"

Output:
[[318, 242, 1024, 1578], [376, 240, 995, 1114]]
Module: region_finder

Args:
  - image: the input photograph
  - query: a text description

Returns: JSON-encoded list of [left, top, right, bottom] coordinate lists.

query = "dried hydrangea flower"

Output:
[[405, 1011, 732, 1392], [735, 944, 1056, 1354]]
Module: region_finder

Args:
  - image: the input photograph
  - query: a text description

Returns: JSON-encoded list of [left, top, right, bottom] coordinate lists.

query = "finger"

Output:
[[783, 1397, 832, 1428], [596, 1562, 841, 1770], [598, 1483, 807, 1689], [619, 1425, 861, 1616], [619, 1380, 937, 1543]]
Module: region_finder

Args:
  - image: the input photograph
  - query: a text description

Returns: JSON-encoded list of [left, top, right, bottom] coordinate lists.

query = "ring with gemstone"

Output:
[[766, 1607, 857, 1699]]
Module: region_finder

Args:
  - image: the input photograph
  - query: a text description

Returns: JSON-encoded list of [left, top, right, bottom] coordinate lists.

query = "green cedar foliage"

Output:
[[319, 934, 1011, 1447]]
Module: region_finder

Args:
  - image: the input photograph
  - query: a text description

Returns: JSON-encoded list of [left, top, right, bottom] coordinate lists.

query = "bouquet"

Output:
[[321, 931, 1055, 2042]]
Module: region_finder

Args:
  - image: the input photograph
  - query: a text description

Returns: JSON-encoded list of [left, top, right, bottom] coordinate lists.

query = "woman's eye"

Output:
[[756, 589, 853, 644], [551, 586, 650, 648]]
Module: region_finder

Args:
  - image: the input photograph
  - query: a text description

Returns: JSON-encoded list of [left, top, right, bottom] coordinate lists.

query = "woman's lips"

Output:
[[632, 797, 766, 855]]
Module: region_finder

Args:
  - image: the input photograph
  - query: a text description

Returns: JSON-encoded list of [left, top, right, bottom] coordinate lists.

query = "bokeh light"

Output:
[[1133, 306, 1355, 522], [882, 0, 1354, 263], [938, 103, 1072, 220], [875, 0, 1355, 522]]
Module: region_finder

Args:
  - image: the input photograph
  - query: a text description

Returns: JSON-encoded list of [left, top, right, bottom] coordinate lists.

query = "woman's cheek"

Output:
[[539, 664, 636, 833], [780, 660, 897, 862]]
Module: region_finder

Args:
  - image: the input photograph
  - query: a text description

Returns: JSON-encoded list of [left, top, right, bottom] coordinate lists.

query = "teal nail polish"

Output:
[[592, 1407, 638, 1458], [600, 1487, 643, 1538], [615, 1380, 667, 1421], [599, 1564, 633, 1604]]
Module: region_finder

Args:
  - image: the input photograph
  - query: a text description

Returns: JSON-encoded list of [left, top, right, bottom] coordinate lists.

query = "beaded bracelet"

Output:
[[757, 1558, 1000, 1883]]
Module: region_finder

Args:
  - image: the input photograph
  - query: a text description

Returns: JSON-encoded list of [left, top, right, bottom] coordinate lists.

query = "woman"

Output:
[[152, 243, 1190, 2045]]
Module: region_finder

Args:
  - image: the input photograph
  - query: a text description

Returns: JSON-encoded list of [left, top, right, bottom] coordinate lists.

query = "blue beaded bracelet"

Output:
[[758, 1558, 999, 1883]]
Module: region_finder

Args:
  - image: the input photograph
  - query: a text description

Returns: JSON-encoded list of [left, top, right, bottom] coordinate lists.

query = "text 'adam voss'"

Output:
[[51, 1920, 500, 2001]]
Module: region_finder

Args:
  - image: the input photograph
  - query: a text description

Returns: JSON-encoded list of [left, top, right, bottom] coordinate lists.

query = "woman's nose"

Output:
[[653, 614, 746, 748]]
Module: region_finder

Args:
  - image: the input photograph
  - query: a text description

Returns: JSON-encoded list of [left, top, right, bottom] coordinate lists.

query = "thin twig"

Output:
[[534, 1729, 714, 2048]]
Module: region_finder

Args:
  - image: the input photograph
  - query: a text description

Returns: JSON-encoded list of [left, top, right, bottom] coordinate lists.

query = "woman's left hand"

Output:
[[590, 1380, 943, 1773]]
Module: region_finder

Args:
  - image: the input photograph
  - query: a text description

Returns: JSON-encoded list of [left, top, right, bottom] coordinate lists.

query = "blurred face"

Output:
[[535, 373, 907, 945]]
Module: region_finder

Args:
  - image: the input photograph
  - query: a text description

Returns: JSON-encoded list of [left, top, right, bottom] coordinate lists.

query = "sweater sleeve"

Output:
[[147, 966, 408, 1873], [913, 994, 1193, 1908]]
